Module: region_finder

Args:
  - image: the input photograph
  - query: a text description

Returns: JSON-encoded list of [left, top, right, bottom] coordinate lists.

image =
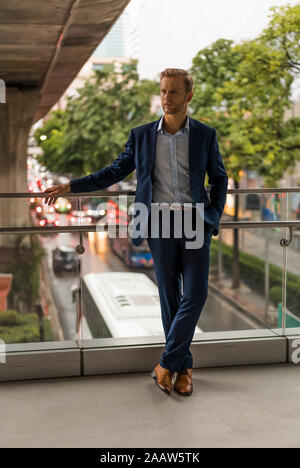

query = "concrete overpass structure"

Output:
[[0, 0, 130, 227]]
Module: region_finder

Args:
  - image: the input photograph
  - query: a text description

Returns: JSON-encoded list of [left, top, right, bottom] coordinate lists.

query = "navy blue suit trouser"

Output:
[[146, 207, 213, 373]]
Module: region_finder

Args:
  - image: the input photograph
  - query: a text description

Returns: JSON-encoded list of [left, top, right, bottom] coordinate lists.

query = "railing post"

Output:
[[217, 228, 223, 284]]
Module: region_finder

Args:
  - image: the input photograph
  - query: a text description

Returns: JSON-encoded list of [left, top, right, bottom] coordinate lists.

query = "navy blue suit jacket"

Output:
[[70, 116, 228, 246]]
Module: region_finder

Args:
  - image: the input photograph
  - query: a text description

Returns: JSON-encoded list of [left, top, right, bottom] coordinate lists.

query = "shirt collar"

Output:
[[157, 114, 190, 134]]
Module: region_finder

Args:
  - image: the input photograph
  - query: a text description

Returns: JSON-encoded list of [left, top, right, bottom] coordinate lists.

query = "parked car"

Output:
[[52, 246, 81, 274]]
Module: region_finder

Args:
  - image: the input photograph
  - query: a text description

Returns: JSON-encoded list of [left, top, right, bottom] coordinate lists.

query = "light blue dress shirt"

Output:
[[152, 114, 194, 205]]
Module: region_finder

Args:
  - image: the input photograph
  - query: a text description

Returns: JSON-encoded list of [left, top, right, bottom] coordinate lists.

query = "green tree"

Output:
[[34, 110, 66, 173], [190, 4, 300, 288], [34, 60, 158, 177], [191, 6, 300, 187], [8, 234, 45, 315]]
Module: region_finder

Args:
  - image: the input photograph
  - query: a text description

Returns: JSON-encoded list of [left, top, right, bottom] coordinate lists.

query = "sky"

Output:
[[125, 0, 300, 97]]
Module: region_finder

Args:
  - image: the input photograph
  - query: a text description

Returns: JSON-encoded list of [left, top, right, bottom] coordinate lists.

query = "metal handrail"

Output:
[[0, 220, 299, 235], [0, 191, 134, 198], [0, 188, 299, 233], [0, 187, 300, 198]]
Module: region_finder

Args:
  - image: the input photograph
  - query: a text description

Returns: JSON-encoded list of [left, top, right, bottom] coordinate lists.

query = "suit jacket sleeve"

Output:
[[69, 129, 136, 193], [207, 129, 228, 217]]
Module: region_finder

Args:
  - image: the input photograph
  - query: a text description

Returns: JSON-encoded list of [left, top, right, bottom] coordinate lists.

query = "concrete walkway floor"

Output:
[[0, 363, 299, 448]]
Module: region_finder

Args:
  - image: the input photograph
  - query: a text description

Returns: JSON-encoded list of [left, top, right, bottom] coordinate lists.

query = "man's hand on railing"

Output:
[[43, 183, 71, 205]]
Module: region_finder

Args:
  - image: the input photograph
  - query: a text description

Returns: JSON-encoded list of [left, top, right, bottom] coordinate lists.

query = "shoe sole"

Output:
[[151, 370, 171, 395], [174, 386, 193, 397]]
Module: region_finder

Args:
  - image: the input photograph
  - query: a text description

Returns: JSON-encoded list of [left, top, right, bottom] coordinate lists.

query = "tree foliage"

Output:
[[34, 60, 158, 177], [190, 3, 300, 187]]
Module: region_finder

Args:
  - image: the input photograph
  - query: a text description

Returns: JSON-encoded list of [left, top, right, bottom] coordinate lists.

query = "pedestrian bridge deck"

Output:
[[0, 362, 298, 448]]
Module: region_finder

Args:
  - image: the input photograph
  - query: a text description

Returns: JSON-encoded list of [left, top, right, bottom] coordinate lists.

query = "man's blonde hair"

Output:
[[160, 68, 193, 94]]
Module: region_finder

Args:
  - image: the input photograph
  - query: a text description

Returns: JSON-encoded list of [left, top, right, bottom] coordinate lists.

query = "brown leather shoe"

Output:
[[174, 368, 193, 396], [151, 364, 173, 395]]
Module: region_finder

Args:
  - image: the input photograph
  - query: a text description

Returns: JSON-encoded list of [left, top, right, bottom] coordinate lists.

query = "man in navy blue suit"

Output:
[[44, 68, 228, 397]]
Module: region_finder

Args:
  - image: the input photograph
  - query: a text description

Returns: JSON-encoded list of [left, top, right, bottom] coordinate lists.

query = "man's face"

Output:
[[160, 76, 193, 115]]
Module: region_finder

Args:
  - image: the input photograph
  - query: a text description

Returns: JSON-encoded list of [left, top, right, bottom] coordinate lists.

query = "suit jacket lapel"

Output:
[[189, 117, 199, 184], [148, 118, 160, 185]]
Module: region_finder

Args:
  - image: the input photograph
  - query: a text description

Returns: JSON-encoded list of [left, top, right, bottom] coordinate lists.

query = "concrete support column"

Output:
[[0, 89, 41, 241]]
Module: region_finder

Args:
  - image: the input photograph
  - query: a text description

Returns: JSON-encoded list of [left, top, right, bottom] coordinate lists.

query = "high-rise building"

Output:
[[93, 9, 139, 60]]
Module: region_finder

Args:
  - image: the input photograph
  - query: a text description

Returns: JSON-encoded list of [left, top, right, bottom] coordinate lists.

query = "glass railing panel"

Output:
[[77, 194, 158, 342], [204, 226, 280, 333], [0, 195, 81, 345], [0, 230, 81, 345], [0, 194, 79, 229], [224, 189, 289, 225], [221, 189, 300, 335], [284, 241, 300, 335], [281, 192, 300, 335], [42, 230, 81, 342]]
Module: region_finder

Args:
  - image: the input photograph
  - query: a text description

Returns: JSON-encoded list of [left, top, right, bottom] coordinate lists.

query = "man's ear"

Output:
[[187, 91, 193, 103]]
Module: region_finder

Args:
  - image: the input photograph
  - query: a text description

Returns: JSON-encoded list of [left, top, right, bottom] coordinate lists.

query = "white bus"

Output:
[[76, 272, 202, 340]]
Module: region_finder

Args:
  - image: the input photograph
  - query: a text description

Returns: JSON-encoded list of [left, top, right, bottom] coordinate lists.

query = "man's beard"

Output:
[[164, 104, 182, 114], [163, 100, 186, 114]]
